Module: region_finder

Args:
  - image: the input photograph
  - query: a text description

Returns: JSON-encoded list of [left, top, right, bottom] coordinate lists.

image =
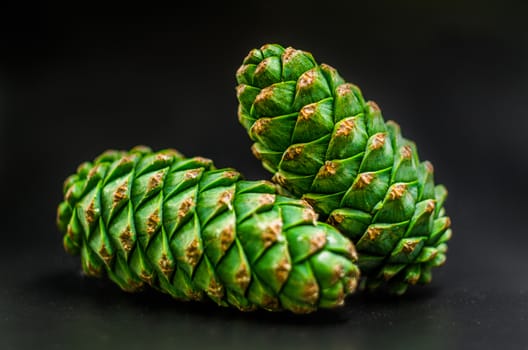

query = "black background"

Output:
[[1, 1, 527, 349]]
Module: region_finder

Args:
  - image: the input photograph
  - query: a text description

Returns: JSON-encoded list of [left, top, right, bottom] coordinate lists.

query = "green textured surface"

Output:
[[56, 146, 360, 313], [236, 44, 452, 294]]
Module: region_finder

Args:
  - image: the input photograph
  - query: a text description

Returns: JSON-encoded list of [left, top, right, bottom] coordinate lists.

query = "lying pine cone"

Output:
[[236, 44, 452, 295], [56, 146, 360, 313]]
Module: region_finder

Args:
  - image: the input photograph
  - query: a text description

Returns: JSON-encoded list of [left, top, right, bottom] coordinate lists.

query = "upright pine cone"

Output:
[[236, 44, 452, 294], [56, 146, 360, 313]]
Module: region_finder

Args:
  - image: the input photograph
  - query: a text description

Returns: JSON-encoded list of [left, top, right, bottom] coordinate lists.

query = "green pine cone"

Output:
[[236, 44, 452, 295], [56, 146, 360, 313]]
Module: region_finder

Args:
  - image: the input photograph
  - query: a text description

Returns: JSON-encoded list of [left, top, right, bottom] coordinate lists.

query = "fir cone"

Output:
[[236, 44, 452, 294], [56, 146, 360, 313]]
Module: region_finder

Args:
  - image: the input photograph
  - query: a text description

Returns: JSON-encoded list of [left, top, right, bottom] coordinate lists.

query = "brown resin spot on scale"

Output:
[[185, 239, 201, 267], [236, 84, 248, 98], [302, 207, 318, 224], [346, 274, 359, 292], [139, 271, 154, 285], [299, 103, 316, 120], [84, 262, 102, 277], [85, 201, 97, 226], [389, 183, 407, 200], [193, 157, 212, 166], [335, 118, 356, 137], [184, 169, 201, 180], [252, 118, 271, 135], [207, 279, 224, 300], [220, 226, 235, 252], [301, 197, 316, 209], [320, 63, 337, 74], [64, 186, 75, 202], [353, 173, 374, 190], [261, 295, 280, 310], [244, 49, 258, 64], [66, 225, 75, 240], [113, 181, 128, 207], [347, 241, 359, 262], [236, 65, 249, 79], [259, 193, 276, 206], [155, 153, 172, 162], [223, 171, 239, 180], [334, 289, 346, 306], [275, 257, 291, 285], [147, 172, 164, 192], [309, 230, 327, 252], [272, 173, 287, 186], [303, 281, 319, 305], [407, 274, 420, 285], [254, 59, 269, 75], [188, 290, 203, 301], [370, 133, 386, 150], [425, 200, 436, 213], [328, 213, 344, 226], [332, 264, 345, 284], [284, 145, 304, 160], [298, 70, 316, 88], [425, 161, 434, 173], [158, 254, 173, 278], [260, 44, 275, 52], [121, 280, 144, 293], [255, 86, 274, 105], [336, 83, 352, 96], [98, 245, 112, 264], [235, 265, 251, 290], [119, 226, 134, 252], [218, 190, 234, 210], [118, 156, 133, 167], [178, 198, 194, 219], [367, 227, 382, 241], [445, 217, 452, 229], [368, 100, 381, 111], [147, 209, 160, 237], [87, 165, 100, 180], [321, 161, 338, 177], [251, 144, 263, 160], [262, 219, 283, 248], [400, 145, 413, 159], [403, 240, 419, 254], [288, 304, 315, 314], [282, 47, 298, 63]]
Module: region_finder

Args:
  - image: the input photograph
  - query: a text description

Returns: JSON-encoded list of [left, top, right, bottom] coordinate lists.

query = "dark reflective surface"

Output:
[[2, 234, 526, 349], [1, 1, 527, 349]]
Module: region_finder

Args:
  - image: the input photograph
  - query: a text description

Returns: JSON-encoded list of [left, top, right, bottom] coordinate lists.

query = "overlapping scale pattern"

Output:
[[57, 146, 360, 313], [236, 44, 452, 294]]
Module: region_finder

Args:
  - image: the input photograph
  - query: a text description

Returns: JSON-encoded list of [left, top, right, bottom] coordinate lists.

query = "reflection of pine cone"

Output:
[[236, 44, 452, 294], [57, 146, 360, 313]]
